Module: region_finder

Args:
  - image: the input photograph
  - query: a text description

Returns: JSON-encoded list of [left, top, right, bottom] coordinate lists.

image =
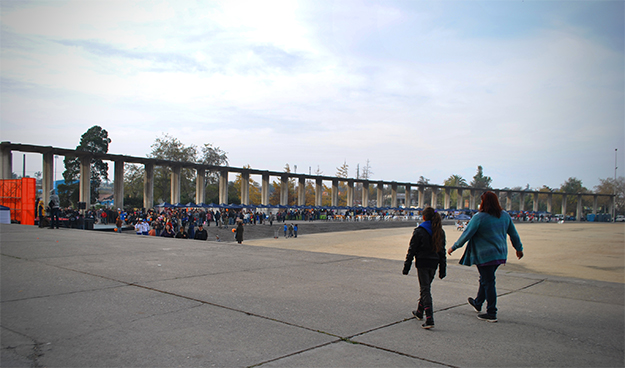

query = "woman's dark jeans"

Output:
[[475, 264, 499, 316]]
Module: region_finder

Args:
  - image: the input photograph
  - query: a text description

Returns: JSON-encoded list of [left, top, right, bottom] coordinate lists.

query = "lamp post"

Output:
[[614, 149, 618, 221]]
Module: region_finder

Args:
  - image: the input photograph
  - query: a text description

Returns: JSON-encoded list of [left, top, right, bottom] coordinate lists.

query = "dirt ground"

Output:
[[246, 222, 625, 284]]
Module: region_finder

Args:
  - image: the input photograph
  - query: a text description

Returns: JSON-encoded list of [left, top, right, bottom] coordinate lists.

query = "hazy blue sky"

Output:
[[2, 0, 623, 190]]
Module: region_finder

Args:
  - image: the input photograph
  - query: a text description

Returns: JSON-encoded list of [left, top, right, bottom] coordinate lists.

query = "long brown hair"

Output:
[[422, 207, 444, 253], [479, 191, 503, 218]]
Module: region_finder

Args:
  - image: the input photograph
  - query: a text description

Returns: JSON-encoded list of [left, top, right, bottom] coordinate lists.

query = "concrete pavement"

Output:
[[1, 223, 623, 367]]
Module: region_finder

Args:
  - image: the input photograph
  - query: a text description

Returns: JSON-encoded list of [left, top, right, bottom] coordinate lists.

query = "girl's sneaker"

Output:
[[422, 318, 434, 329]]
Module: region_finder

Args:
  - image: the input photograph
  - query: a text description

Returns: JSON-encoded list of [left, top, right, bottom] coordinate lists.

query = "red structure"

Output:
[[0, 178, 36, 225]]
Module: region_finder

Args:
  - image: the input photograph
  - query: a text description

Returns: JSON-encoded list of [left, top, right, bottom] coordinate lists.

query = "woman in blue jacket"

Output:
[[448, 191, 524, 322]]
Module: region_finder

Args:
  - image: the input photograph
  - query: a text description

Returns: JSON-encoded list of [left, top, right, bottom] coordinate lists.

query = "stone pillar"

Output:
[[391, 182, 397, 208], [610, 195, 616, 220], [219, 170, 228, 205], [0, 144, 11, 180], [347, 180, 354, 207], [561, 194, 568, 216], [79, 156, 91, 210], [469, 190, 477, 210], [519, 192, 526, 212], [362, 181, 369, 207], [114, 160, 124, 209], [405, 185, 412, 208], [457, 189, 464, 210], [280, 174, 289, 206], [533, 192, 539, 212], [171, 165, 181, 205], [42, 152, 54, 206], [430, 187, 438, 208], [331, 179, 339, 207], [444, 188, 451, 209], [418, 187, 424, 209], [196, 168, 205, 205], [377, 182, 384, 208], [240, 171, 250, 205], [143, 163, 154, 209], [593, 195, 598, 215], [576, 194, 583, 221], [315, 177, 323, 207], [298, 176, 306, 206], [547, 193, 553, 213], [261, 173, 269, 206]]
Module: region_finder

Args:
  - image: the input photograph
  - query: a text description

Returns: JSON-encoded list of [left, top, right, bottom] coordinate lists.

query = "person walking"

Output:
[[402, 207, 446, 329], [448, 191, 524, 323], [235, 220, 244, 244]]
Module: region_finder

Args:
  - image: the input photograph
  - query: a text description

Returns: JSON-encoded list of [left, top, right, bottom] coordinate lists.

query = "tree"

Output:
[[148, 134, 197, 203], [444, 174, 468, 208], [233, 165, 261, 205], [62, 126, 111, 206], [470, 165, 492, 189], [336, 160, 349, 178], [198, 143, 228, 184], [269, 164, 296, 205], [122, 135, 228, 205], [558, 177, 589, 216], [594, 177, 625, 215]]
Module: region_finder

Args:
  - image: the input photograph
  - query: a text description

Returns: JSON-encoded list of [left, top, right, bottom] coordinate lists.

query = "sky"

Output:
[[1, 0, 624, 191]]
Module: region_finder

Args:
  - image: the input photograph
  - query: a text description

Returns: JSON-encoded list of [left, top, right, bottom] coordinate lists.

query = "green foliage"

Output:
[[470, 165, 492, 189], [61, 125, 111, 206]]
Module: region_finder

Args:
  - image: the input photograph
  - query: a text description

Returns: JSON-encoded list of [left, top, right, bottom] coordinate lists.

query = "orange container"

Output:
[[0, 178, 36, 225]]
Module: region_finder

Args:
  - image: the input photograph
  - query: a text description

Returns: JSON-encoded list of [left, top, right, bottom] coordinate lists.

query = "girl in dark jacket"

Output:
[[403, 207, 446, 329]]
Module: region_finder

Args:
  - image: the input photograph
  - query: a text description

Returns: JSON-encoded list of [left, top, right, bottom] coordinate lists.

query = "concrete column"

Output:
[[42, 152, 54, 206], [143, 163, 154, 209], [391, 182, 397, 208], [240, 171, 250, 205], [593, 195, 598, 215], [430, 187, 438, 208], [469, 190, 477, 209], [114, 160, 124, 209], [315, 177, 323, 207], [533, 192, 539, 212], [444, 188, 451, 209], [547, 193, 553, 213], [457, 189, 464, 209], [362, 181, 369, 207], [261, 173, 269, 206], [280, 174, 289, 206], [519, 192, 526, 212], [576, 194, 583, 221], [79, 155, 91, 209], [610, 195, 616, 220], [0, 145, 11, 179], [376, 182, 384, 208], [219, 170, 228, 205], [171, 165, 181, 205], [505, 192, 512, 211], [561, 194, 568, 216], [347, 180, 354, 207], [196, 168, 205, 204], [298, 176, 306, 206], [418, 187, 424, 209], [331, 179, 339, 207], [405, 185, 411, 208]]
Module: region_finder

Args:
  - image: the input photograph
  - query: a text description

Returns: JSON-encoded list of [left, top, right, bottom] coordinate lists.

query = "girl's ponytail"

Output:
[[431, 212, 444, 253]]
